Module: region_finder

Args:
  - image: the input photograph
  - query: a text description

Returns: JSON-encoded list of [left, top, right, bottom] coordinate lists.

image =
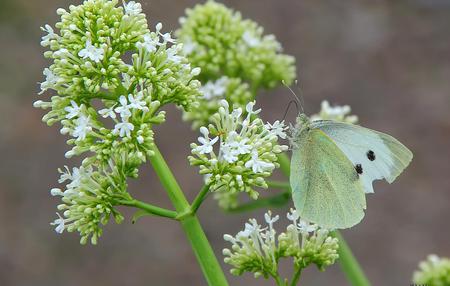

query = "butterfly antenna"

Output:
[[282, 80, 305, 113], [282, 100, 299, 121], [294, 79, 307, 113]]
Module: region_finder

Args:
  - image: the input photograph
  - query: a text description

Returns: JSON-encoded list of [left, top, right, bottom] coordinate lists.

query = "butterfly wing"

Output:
[[311, 120, 413, 193], [290, 128, 367, 229]]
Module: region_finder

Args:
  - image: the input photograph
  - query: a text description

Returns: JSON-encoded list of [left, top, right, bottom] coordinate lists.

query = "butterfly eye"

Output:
[[355, 164, 363, 175], [367, 150, 376, 161]]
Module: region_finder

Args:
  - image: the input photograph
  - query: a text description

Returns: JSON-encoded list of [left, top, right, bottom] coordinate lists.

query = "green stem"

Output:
[[225, 191, 290, 213], [273, 274, 287, 286], [191, 184, 211, 214], [149, 144, 229, 286], [267, 180, 291, 190], [332, 231, 371, 286], [289, 266, 302, 286], [277, 153, 291, 176], [117, 199, 177, 219]]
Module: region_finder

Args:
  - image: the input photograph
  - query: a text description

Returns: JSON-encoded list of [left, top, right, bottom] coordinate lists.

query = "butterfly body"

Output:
[[290, 114, 413, 229]]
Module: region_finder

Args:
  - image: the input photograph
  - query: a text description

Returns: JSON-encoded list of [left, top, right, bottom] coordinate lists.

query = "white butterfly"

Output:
[[290, 114, 413, 229]]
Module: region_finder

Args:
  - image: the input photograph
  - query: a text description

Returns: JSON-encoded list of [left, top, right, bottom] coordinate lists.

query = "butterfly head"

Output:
[[289, 113, 311, 149]]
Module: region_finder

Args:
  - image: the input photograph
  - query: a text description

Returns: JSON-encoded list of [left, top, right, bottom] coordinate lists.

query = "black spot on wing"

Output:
[[355, 164, 363, 175], [367, 150, 376, 161]]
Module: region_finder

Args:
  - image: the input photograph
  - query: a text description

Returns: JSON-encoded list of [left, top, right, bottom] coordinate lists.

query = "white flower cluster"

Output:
[[189, 100, 288, 208], [310, 100, 358, 123], [49, 164, 129, 244], [223, 209, 339, 279], [35, 0, 201, 244]]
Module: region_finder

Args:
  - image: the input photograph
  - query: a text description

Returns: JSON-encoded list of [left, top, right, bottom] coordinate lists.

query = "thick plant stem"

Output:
[[277, 153, 370, 286], [333, 232, 371, 286], [149, 144, 229, 286]]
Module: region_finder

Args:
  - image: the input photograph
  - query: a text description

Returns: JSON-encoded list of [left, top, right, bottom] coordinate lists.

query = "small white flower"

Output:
[[286, 208, 300, 222], [245, 101, 261, 116], [160, 32, 176, 44], [166, 47, 183, 64], [39, 68, 60, 94], [137, 135, 144, 144], [242, 31, 261, 47], [264, 211, 280, 226], [40, 24, 57, 47], [297, 219, 318, 233], [123, 1, 142, 16], [72, 115, 92, 141], [114, 95, 132, 119], [99, 106, 117, 119], [221, 143, 239, 163], [200, 77, 228, 100], [57, 166, 72, 184], [64, 100, 82, 119], [245, 150, 274, 173], [113, 119, 134, 138], [78, 39, 104, 63], [311, 100, 358, 123], [66, 166, 82, 189], [194, 127, 218, 154], [238, 219, 263, 238], [137, 34, 158, 53], [50, 212, 65, 234], [227, 132, 251, 155], [265, 120, 287, 139], [127, 92, 149, 112]]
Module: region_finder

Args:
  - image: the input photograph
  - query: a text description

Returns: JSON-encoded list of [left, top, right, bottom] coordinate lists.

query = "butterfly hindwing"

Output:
[[311, 120, 413, 194], [290, 128, 367, 229]]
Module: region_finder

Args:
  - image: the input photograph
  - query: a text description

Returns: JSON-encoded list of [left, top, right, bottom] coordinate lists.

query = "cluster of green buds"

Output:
[[413, 255, 450, 286], [189, 100, 288, 209], [34, 0, 201, 244], [223, 209, 339, 282], [176, 0, 296, 129]]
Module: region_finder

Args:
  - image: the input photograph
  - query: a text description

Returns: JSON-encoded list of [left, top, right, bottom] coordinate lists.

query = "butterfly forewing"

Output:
[[290, 128, 367, 229], [311, 120, 413, 193]]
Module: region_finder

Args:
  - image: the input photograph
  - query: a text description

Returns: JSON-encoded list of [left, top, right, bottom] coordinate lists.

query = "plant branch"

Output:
[[117, 199, 177, 219], [267, 180, 291, 190], [225, 191, 291, 213], [289, 266, 302, 286], [191, 184, 211, 214], [148, 144, 229, 286]]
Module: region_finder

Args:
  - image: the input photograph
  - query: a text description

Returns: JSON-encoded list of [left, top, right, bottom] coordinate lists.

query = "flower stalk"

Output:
[[148, 144, 229, 286]]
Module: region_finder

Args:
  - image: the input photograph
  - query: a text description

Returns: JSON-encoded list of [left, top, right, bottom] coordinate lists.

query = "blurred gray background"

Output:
[[1, 0, 449, 285]]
